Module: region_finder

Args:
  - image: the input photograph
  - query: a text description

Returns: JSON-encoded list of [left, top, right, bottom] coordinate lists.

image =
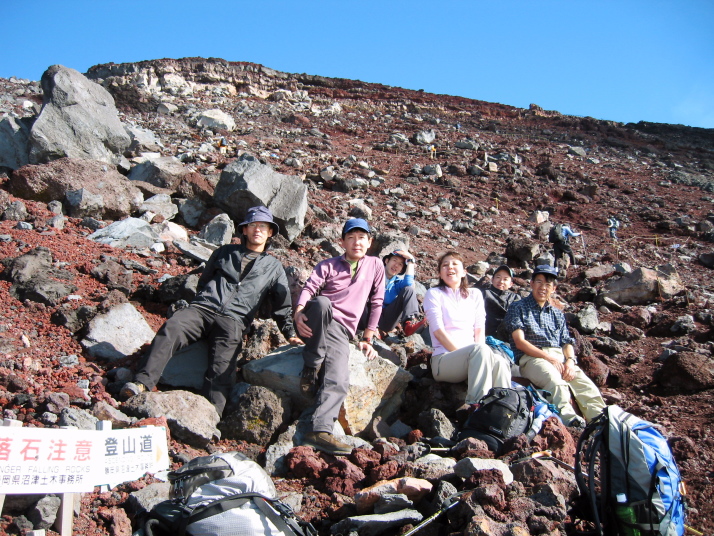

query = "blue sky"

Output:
[[2, 1, 713, 128]]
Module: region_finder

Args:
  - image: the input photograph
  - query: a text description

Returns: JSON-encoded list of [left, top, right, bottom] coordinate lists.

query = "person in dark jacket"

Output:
[[483, 265, 520, 339], [120, 206, 301, 417]]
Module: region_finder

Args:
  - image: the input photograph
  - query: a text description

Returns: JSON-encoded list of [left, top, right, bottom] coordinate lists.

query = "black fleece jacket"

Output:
[[191, 243, 296, 339]]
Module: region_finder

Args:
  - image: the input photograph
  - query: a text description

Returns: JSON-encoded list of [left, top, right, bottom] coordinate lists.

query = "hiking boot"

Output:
[[303, 432, 353, 456], [403, 316, 427, 337], [567, 415, 586, 430], [300, 366, 318, 397], [120, 381, 146, 400]]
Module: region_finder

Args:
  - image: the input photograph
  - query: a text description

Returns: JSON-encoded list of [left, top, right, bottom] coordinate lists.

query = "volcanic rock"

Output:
[[29, 65, 130, 165]]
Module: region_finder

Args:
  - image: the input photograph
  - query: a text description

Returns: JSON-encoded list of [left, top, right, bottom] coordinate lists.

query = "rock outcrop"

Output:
[[28, 65, 130, 165]]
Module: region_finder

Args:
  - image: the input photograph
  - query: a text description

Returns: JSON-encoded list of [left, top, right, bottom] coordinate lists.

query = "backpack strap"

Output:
[[252, 496, 317, 536], [170, 492, 268, 536]]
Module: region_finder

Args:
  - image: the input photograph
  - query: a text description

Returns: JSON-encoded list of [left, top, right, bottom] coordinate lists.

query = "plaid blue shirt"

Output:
[[503, 293, 575, 364]]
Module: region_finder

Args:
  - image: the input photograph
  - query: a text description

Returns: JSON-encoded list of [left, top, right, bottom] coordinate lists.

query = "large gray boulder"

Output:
[[81, 302, 155, 361], [199, 213, 235, 245], [243, 344, 412, 436], [213, 154, 307, 241], [122, 390, 219, 448], [8, 158, 144, 219], [87, 217, 160, 249], [0, 116, 31, 170], [128, 156, 188, 189], [601, 265, 684, 306], [29, 65, 130, 165]]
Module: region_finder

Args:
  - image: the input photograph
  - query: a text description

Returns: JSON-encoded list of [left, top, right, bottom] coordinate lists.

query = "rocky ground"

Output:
[[0, 58, 713, 535]]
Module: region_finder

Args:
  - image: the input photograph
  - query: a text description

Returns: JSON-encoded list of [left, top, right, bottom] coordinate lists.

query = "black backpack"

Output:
[[458, 387, 535, 454], [143, 452, 316, 536], [549, 223, 565, 244]]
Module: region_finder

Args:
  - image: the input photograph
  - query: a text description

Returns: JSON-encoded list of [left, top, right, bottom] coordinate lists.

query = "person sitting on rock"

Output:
[[120, 206, 301, 418], [503, 264, 605, 428], [483, 264, 521, 340], [371, 249, 426, 337], [423, 250, 512, 407], [294, 218, 384, 456]]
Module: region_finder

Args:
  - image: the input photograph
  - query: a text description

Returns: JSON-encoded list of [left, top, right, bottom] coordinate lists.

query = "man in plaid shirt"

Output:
[[504, 265, 605, 427]]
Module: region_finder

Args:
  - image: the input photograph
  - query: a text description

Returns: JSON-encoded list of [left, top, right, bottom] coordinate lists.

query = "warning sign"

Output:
[[0, 426, 168, 493]]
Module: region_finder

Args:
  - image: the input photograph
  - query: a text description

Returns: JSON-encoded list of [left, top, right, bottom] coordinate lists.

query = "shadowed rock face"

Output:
[[29, 65, 130, 165]]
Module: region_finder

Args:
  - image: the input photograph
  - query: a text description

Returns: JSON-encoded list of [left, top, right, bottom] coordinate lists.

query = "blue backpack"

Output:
[[575, 405, 686, 536]]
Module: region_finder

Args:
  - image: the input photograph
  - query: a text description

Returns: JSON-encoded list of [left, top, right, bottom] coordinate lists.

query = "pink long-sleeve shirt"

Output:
[[423, 286, 486, 355], [297, 255, 385, 337]]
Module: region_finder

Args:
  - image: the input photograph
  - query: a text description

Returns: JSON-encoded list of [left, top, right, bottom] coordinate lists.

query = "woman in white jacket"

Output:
[[423, 250, 512, 406]]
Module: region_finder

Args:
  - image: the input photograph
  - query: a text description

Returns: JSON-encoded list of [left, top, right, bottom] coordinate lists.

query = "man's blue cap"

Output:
[[342, 218, 371, 237], [238, 205, 279, 235], [532, 264, 559, 278]]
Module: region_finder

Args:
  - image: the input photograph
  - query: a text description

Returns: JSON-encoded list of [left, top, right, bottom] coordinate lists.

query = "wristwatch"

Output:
[[361, 336, 374, 345]]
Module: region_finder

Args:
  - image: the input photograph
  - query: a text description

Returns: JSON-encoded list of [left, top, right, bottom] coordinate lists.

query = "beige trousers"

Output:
[[519, 347, 605, 424], [431, 343, 512, 404]]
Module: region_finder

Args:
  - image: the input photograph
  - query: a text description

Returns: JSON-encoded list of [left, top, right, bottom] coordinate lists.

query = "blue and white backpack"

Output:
[[575, 405, 686, 536]]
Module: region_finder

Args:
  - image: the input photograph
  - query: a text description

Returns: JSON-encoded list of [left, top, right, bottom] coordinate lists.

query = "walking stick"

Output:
[[402, 492, 466, 535]]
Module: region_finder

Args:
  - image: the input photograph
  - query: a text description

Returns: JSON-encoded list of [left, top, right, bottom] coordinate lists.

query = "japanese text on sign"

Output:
[[0, 426, 168, 494]]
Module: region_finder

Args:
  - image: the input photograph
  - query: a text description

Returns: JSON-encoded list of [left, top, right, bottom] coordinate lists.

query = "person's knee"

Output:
[[304, 296, 331, 323], [314, 296, 330, 308], [399, 286, 415, 299]]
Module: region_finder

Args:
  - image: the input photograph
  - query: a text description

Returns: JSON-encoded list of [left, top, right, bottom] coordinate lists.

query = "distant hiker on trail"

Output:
[[504, 264, 605, 428], [120, 206, 301, 418], [294, 218, 384, 456], [429, 144, 436, 159], [549, 221, 580, 267], [364, 249, 426, 337], [423, 251, 512, 408], [607, 215, 620, 240], [483, 265, 521, 340]]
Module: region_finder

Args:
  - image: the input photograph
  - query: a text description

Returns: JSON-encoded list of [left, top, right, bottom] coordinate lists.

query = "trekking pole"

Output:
[[510, 450, 552, 466], [685, 525, 703, 535], [402, 492, 465, 536]]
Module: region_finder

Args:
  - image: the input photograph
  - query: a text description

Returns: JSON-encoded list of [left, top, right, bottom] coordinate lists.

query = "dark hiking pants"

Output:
[[554, 243, 575, 265], [300, 296, 351, 434], [134, 305, 243, 417]]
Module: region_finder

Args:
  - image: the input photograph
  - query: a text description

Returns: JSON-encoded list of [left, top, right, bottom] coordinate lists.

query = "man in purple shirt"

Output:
[[294, 218, 385, 455]]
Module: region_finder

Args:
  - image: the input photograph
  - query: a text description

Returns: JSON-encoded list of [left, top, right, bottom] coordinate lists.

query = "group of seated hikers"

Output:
[[122, 209, 605, 455]]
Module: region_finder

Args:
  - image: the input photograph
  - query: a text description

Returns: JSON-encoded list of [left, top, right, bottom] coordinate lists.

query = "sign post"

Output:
[[0, 419, 169, 536]]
